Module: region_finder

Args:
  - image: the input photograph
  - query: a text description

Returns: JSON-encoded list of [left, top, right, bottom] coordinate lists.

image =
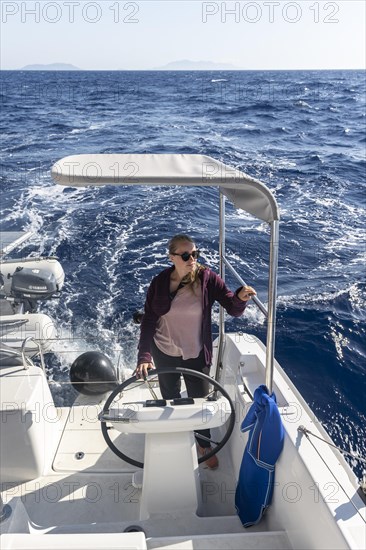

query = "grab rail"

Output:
[[21, 337, 46, 373], [215, 192, 268, 390], [214, 192, 226, 387], [222, 255, 268, 317], [216, 192, 279, 395]]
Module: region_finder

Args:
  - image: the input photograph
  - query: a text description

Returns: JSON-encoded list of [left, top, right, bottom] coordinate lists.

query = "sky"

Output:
[[1, 0, 365, 70]]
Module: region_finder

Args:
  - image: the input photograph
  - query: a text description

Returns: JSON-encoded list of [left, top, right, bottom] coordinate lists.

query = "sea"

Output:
[[1, 70, 365, 478]]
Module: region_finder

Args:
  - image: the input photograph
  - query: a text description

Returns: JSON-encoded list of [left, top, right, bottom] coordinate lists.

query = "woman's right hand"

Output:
[[135, 362, 154, 380]]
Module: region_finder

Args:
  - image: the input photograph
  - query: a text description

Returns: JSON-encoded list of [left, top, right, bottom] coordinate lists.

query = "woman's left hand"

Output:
[[238, 285, 257, 302]]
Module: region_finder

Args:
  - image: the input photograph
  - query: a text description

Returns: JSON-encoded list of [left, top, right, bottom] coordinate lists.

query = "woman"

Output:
[[136, 234, 256, 469]]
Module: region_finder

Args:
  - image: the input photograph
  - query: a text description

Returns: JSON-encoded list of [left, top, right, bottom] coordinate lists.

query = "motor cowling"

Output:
[[70, 351, 118, 395], [11, 266, 58, 304]]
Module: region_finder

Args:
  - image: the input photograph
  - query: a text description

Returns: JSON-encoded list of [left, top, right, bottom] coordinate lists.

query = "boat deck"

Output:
[[9, 407, 242, 527], [2, 531, 291, 550], [2, 403, 291, 548], [2, 335, 365, 549]]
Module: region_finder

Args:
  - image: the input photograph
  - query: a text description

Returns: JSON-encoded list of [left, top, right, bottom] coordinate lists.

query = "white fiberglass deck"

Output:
[[2, 406, 291, 549], [1, 334, 365, 550]]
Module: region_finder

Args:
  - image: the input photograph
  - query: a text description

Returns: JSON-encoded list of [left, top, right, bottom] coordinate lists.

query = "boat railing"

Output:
[[222, 255, 268, 317], [21, 336, 46, 374], [0, 337, 45, 372], [214, 253, 267, 390], [217, 191, 278, 394]]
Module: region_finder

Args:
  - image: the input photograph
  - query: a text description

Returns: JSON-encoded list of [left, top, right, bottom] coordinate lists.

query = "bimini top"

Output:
[[51, 154, 280, 223]]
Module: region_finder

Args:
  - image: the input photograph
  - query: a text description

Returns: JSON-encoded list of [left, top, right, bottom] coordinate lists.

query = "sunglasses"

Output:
[[171, 249, 200, 262]]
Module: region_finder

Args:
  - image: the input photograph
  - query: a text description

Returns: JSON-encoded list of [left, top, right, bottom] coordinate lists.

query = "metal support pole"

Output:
[[219, 191, 226, 334], [215, 192, 226, 384], [265, 220, 279, 394]]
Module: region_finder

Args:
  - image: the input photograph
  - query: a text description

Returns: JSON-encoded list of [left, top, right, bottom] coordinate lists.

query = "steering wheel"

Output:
[[101, 367, 236, 469]]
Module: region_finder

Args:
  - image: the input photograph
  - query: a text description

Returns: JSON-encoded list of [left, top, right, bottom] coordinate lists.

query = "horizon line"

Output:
[[2, 68, 365, 72]]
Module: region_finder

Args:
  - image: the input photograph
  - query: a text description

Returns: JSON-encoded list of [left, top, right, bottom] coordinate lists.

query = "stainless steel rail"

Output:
[[216, 192, 279, 395], [214, 192, 226, 385], [222, 256, 268, 317], [265, 220, 279, 394], [21, 336, 46, 373]]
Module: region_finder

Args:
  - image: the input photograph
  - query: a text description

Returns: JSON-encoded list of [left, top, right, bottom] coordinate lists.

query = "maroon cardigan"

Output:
[[137, 266, 247, 366]]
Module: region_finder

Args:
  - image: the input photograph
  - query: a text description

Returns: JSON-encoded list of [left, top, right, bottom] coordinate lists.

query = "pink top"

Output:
[[153, 284, 203, 359]]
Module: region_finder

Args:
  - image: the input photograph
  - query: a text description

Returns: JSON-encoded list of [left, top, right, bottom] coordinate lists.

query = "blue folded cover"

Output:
[[235, 384, 284, 527]]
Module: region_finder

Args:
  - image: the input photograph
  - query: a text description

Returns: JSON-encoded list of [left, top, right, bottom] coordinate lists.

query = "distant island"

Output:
[[17, 60, 239, 71], [21, 63, 80, 71]]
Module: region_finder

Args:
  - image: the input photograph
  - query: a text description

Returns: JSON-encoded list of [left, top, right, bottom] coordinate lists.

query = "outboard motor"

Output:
[[70, 351, 118, 396], [10, 266, 59, 313], [0, 272, 14, 317]]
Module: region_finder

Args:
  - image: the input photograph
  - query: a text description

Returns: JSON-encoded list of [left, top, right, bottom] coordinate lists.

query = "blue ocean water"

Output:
[[1, 70, 365, 476]]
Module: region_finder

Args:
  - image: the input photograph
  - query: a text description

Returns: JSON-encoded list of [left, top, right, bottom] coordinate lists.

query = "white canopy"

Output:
[[51, 154, 280, 223]]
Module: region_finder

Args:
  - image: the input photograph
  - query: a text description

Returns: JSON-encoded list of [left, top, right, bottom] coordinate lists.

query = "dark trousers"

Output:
[[151, 340, 212, 448]]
